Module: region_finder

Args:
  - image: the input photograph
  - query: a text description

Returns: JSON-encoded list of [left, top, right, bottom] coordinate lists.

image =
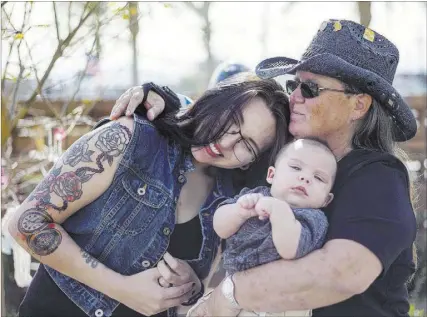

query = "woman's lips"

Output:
[[205, 143, 222, 158], [290, 112, 304, 121]]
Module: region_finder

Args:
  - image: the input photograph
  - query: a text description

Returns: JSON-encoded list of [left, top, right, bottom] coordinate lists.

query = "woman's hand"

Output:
[[114, 266, 196, 315], [157, 252, 202, 294], [110, 86, 165, 121]]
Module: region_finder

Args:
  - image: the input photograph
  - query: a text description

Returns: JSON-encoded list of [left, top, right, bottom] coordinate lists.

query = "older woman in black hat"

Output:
[[110, 19, 418, 317]]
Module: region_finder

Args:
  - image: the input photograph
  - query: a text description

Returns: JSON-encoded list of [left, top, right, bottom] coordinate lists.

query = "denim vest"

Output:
[[44, 114, 235, 317]]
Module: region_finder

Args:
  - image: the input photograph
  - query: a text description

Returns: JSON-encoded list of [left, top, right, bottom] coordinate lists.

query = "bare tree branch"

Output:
[[79, 2, 91, 21], [68, 2, 72, 33], [184, 2, 199, 14], [129, 2, 139, 85], [1, 1, 33, 92], [183, 2, 213, 80], [60, 37, 97, 116], [24, 1, 33, 27], [10, 3, 98, 130], [9, 40, 25, 120], [1, 38, 16, 92], [2, 4, 17, 31], [7, 1, 31, 120], [53, 2, 61, 42], [67, 10, 143, 53], [20, 2, 28, 31], [23, 38, 62, 120]]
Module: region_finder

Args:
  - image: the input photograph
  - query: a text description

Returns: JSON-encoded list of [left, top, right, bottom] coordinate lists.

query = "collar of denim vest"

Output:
[[182, 151, 196, 173], [167, 140, 196, 173]]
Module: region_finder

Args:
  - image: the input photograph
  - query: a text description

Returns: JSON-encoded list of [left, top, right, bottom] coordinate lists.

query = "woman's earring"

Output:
[[240, 164, 250, 171]]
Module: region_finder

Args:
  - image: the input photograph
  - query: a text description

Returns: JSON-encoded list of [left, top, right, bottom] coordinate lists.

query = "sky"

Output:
[[2, 1, 427, 90]]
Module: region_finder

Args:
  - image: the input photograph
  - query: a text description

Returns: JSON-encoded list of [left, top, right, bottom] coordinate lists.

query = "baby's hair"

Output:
[[275, 137, 336, 165]]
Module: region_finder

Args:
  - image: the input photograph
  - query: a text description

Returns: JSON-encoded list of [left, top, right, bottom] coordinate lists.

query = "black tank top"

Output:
[[167, 215, 203, 260]]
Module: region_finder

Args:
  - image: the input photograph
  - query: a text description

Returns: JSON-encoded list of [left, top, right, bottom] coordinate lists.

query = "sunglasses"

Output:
[[285, 79, 355, 99]]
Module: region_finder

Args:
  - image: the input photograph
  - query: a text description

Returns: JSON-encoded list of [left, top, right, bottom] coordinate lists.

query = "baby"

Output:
[[213, 138, 337, 317]]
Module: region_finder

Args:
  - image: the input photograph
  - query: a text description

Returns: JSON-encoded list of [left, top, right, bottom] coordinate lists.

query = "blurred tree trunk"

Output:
[[260, 3, 270, 58], [1, 96, 11, 146], [357, 1, 372, 27], [184, 2, 214, 85], [128, 2, 139, 85]]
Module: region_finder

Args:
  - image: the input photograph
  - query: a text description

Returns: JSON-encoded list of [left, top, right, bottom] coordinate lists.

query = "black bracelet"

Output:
[[181, 282, 205, 306]]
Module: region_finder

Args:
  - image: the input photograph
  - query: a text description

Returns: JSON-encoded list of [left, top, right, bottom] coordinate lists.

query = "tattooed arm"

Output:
[[9, 116, 196, 314], [7, 117, 135, 300]]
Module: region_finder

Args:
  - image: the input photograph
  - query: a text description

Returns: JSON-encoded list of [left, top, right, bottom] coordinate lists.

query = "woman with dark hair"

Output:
[[8, 78, 290, 317], [113, 20, 418, 317]]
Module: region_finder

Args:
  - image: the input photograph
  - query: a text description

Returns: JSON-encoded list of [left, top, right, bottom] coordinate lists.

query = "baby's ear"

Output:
[[323, 193, 334, 207], [266, 166, 275, 184]]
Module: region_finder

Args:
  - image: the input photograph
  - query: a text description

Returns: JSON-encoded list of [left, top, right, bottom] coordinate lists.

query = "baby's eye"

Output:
[[290, 165, 301, 171], [227, 130, 240, 135], [315, 176, 325, 183]]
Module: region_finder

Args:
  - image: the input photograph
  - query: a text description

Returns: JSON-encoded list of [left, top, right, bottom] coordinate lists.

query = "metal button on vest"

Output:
[[163, 227, 171, 236], [142, 260, 150, 268], [178, 175, 186, 184], [137, 187, 146, 196], [95, 309, 104, 317]]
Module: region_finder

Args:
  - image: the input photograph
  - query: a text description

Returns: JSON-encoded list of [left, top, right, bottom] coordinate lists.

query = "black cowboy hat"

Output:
[[256, 19, 417, 142]]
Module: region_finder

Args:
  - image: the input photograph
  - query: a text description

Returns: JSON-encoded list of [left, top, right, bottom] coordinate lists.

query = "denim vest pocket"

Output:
[[122, 171, 169, 209]]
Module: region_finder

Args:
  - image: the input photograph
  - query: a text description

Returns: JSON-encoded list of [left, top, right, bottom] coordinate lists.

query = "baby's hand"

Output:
[[237, 193, 264, 219], [237, 193, 264, 209], [254, 196, 275, 220], [255, 197, 292, 221]]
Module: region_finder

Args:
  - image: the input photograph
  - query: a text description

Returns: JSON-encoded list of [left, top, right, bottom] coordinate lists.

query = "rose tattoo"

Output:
[[52, 172, 83, 202], [30, 122, 131, 212], [63, 138, 94, 167], [95, 122, 130, 166]]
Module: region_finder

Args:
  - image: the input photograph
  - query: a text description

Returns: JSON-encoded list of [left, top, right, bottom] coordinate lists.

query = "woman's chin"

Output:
[[289, 124, 311, 139], [191, 148, 217, 166], [191, 149, 208, 164], [191, 147, 243, 169]]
